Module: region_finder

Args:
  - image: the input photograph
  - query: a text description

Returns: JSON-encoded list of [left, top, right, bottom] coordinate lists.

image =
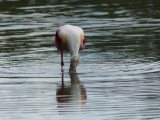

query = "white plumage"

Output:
[[55, 24, 86, 73]]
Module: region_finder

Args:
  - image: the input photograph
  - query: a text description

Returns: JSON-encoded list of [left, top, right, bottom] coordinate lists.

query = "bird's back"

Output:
[[56, 24, 85, 55]]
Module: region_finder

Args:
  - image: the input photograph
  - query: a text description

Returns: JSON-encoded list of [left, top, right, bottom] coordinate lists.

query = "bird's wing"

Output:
[[79, 34, 86, 51]]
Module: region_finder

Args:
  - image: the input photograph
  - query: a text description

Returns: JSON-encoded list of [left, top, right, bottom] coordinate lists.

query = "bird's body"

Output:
[[55, 24, 86, 73]]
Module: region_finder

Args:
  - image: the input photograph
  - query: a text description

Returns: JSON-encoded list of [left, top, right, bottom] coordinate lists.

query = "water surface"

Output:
[[0, 0, 160, 120]]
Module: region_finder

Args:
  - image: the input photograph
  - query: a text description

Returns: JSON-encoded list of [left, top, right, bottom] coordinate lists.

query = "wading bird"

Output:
[[55, 24, 86, 73]]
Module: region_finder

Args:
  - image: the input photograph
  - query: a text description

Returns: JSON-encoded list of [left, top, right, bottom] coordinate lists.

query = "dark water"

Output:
[[0, 0, 160, 119]]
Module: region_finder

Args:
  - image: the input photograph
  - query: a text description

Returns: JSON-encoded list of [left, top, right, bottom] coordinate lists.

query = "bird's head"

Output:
[[69, 55, 79, 73]]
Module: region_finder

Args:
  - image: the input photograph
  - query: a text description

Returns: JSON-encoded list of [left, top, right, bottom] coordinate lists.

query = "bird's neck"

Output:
[[70, 54, 79, 63]]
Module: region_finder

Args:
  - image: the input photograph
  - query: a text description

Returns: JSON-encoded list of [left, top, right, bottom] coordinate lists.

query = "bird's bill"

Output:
[[69, 61, 78, 73], [69, 55, 79, 73]]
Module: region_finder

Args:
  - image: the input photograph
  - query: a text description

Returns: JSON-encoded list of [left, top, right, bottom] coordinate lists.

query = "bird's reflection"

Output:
[[56, 73, 87, 104]]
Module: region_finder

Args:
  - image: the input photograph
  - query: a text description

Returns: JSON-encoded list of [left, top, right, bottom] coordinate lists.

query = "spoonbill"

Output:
[[55, 24, 86, 73]]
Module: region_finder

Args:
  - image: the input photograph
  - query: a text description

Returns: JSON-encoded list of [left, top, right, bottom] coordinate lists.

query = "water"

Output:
[[0, 0, 160, 120]]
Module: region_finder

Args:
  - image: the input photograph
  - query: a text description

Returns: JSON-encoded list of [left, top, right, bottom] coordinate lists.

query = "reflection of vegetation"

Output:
[[56, 73, 87, 103]]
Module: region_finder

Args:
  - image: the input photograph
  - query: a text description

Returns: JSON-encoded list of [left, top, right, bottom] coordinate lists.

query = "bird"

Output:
[[55, 24, 86, 73]]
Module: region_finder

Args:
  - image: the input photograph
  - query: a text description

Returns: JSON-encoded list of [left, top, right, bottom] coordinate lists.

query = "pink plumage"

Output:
[[55, 24, 86, 73]]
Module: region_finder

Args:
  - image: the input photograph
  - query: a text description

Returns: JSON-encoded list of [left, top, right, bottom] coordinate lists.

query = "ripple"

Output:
[[0, 0, 160, 120]]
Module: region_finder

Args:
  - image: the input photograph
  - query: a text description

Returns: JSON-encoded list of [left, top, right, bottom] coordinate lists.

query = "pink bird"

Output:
[[55, 24, 86, 73]]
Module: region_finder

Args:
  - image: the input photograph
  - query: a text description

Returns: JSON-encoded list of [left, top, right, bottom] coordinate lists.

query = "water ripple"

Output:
[[0, 0, 160, 120]]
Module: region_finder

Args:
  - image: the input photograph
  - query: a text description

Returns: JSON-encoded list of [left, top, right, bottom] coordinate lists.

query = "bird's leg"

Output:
[[61, 51, 64, 72], [61, 51, 64, 66]]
